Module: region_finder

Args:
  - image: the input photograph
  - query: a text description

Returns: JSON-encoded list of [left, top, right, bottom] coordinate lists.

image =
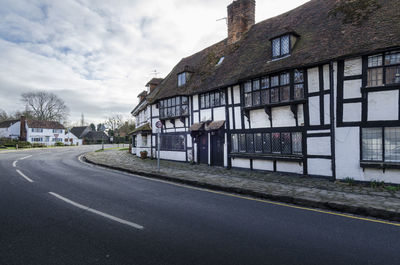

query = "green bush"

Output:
[[55, 142, 64, 146], [32, 143, 46, 148], [17, 141, 31, 148]]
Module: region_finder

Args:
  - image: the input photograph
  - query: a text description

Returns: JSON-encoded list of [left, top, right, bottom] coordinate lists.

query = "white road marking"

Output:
[[48, 192, 144, 230], [16, 169, 34, 183], [12, 160, 17, 167], [19, 155, 32, 160]]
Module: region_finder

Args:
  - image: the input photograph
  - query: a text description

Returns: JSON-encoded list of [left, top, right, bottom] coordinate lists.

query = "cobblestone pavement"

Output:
[[85, 150, 400, 221]]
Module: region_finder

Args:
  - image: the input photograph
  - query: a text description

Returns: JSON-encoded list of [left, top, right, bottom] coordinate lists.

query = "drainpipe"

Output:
[[329, 61, 336, 181]]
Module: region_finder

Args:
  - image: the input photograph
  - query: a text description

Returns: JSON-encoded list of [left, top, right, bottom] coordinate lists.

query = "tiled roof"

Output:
[[151, 0, 400, 101], [0, 119, 19, 128], [27, 120, 65, 130], [129, 123, 152, 135], [84, 131, 109, 141], [146, 78, 164, 86], [70, 126, 90, 138]]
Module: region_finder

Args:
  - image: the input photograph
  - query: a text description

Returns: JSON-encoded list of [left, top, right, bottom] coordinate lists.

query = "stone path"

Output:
[[84, 150, 400, 222]]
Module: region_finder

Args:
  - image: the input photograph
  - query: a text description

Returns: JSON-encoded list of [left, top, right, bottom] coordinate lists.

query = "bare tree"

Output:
[[21, 91, 69, 122], [0, 109, 9, 122], [105, 115, 123, 136]]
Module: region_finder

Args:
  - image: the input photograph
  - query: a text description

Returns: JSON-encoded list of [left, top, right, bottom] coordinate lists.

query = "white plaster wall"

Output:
[[193, 112, 199, 123], [324, 94, 331, 125], [193, 95, 199, 110], [0, 128, 8, 138], [271, 106, 296, 127], [175, 128, 186, 132], [193, 143, 198, 163], [228, 87, 232, 105], [343, 103, 362, 122], [151, 104, 159, 117], [213, 107, 225, 121], [308, 158, 332, 177], [9, 122, 20, 137], [344, 57, 362, 76], [234, 107, 242, 129], [308, 96, 320, 126], [297, 104, 305, 126], [160, 151, 186, 161], [200, 109, 212, 122], [249, 109, 270, 129], [276, 161, 303, 174], [307, 137, 331, 156], [343, 79, 362, 99], [253, 160, 274, 171], [175, 119, 184, 128], [165, 120, 174, 129], [368, 90, 399, 121], [233, 85, 241, 104], [323, 64, 330, 90], [187, 134, 192, 148], [362, 169, 400, 184], [307, 67, 319, 93], [229, 108, 234, 130], [232, 158, 250, 169]]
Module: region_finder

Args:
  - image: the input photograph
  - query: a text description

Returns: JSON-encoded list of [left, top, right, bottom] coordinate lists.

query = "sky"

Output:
[[0, 0, 310, 125]]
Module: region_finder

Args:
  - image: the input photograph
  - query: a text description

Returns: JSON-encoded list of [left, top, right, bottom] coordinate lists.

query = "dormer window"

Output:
[[178, 72, 191, 87], [271, 35, 290, 58]]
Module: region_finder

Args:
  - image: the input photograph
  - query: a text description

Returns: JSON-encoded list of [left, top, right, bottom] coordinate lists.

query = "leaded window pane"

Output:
[[385, 66, 400, 85], [246, 134, 255, 153], [214, 92, 220, 106], [280, 86, 290, 102], [205, 93, 210, 108], [281, 35, 290, 55], [271, 88, 279, 103], [272, 38, 280, 57], [261, 90, 269, 105], [368, 55, 383, 67], [239, 134, 246, 152], [272, 133, 281, 153], [171, 97, 176, 106], [210, 93, 215, 107], [271, 76, 279, 87], [170, 106, 176, 116], [159, 101, 164, 107], [253, 80, 260, 90], [175, 106, 180, 116], [294, 84, 304, 100], [245, 93, 252, 107], [292, 132, 302, 155], [385, 52, 400, 65], [160, 109, 164, 118], [255, 133, 263, 153], [294, 69, 304, 83], [362, 128, 382, 161], [252, 91, 261, 106], [261, 77, 269, 89], [263, 133, 271, 153], [367, 68, 383, 87], [220, 92, 226, 105], [181, 105, 189, 115], [176, 96, 180, 105], [168, 98, 171, 107], [182, 96, 188, 104], [231, 134, 239, 153], [244, 81, 252, 92], [280, 73, 290, 85], [385, 127, 400, 162], [281, 132, 291, 154]]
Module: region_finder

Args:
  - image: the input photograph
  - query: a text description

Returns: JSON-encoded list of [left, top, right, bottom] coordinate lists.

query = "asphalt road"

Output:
[[1, 146, 400, 265]]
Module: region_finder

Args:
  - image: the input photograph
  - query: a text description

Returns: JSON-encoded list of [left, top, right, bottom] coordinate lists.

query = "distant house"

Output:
[[64, 130, 82, 146], [70, 125, 109, 144], [0, 119, 20, 139]]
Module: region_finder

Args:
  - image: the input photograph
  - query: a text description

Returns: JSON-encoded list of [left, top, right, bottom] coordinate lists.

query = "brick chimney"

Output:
[[227, 0, 255, 45], [20, 116, 27, 141]]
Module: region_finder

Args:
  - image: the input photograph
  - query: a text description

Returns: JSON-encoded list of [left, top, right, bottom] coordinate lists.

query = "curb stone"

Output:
[[83, 155, 400, 223]]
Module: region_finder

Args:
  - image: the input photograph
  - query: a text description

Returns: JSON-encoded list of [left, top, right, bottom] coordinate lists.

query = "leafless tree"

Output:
[[21, 91, 69, 122], [105, 115, 123, 131], [0, 109, 8, 122]]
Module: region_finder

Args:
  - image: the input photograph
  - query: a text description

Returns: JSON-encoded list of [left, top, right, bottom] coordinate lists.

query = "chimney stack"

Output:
[[227, 0, 255, 45], [20, 116, 26, 141]]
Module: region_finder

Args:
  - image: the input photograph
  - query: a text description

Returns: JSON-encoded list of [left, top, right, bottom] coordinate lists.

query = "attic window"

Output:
[[216, 57, 225, 66], [271, 35, 290, 58], [178, 72, 191, 87]]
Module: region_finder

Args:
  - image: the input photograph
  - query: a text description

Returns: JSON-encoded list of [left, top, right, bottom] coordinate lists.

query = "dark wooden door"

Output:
[[198, 133, 208, 164], [211, 132, 224, 167]]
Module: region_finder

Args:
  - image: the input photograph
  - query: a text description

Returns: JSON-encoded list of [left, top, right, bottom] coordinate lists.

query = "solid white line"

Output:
[[12, 160, 17, 167], [19, 155, 32, 160], [16, 169, 34, 183], [48, 192, 144, 230]]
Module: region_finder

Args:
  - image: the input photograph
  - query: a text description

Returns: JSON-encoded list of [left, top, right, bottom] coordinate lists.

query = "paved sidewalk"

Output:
[[84, 150, 400, 222]]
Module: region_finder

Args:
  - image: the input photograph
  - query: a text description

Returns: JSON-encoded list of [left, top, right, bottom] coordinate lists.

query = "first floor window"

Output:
[[362, 127, 400, 163], [160, 134, 186, 151], [367, 51, 400, 87]]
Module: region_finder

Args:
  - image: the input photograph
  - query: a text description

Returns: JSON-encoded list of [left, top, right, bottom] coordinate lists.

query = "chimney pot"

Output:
[[227, 0, 255, 44]]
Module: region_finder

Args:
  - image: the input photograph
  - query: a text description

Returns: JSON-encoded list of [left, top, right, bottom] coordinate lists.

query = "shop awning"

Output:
[[189, 122, 205, 132], [205, 120, 225, 131], [129, 122, 152, 135]]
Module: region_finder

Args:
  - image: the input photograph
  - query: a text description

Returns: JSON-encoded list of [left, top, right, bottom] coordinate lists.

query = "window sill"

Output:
[[360, 161, 400, 170], [243, 99, 306, 110], [361, 84, 400, 92], [229, 153, 302, 162]]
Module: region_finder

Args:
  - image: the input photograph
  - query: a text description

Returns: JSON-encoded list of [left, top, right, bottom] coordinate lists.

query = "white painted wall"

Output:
[[200, 109, 212, 122], [308, 158, 332, 177], [344, 57, 362, 76], [272, 106, 296, 127], [368, 90, 399, 121], [307, 67, 319, 93], [253, 160, 274, 171], [234, 107, 242, 129], [309, 96, 320, 126], [343, 103, 362, 122], [276, 161, 303, 174], [343, 79, 362, 99], [307, 137, 331, 156], [249, 109, 270, 128], [232, 158, 250, 168], [213, 107, 225, 121], [193, 94, 199, 110], [324, 94, 331, 125], [233, 85, 241, 104]]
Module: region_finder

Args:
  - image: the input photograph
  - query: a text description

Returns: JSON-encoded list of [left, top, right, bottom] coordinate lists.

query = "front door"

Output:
[[211, 132, 224, 167], [198, 133, 208, 164]]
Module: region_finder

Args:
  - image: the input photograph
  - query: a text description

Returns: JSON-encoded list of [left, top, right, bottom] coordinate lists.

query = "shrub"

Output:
[[140, 150, 148, 159], [17, 141, 31, 148], [32, 143, 46, 148], [55, 142, 64, 146], [343, 177, 355, 186]]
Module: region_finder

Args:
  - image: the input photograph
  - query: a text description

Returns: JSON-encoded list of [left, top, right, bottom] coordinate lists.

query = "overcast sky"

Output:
[[0, 0, 309, 125]]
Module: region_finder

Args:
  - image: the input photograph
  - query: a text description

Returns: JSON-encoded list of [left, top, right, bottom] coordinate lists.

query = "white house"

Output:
[[23, 118, 66, 146], [64, 130, 83, 146], [0, 119, 20, 139], [130, 0, 400, 184]]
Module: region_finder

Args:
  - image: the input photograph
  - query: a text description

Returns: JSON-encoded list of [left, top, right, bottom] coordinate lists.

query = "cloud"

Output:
[[0, 0, 310, 124]]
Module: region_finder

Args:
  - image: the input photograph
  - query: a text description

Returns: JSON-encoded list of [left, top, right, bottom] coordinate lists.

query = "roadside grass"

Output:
[[95, 147, 128, 152], [119, 148, 129, 151]]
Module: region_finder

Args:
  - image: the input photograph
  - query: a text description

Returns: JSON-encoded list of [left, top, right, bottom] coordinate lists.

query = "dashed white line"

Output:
[[12, 160, 17, 167], [19, 155, 32, 160], [16, 169, 34, 183], [48, 192, 144, 230]]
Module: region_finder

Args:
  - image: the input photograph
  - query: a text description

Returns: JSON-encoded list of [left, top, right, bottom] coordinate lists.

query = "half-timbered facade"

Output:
[[130, 0, 400, 183]]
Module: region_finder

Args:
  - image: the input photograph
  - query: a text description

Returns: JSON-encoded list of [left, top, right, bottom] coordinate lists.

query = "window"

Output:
[[367, 51, 400, 87], [31, 137, 43, 142], [31, 128, 43, 133], [230, 132, 302, 156], [142, 135, 147, 147], [52, 138, 63, 142], [362, 127, 400, 163], [178, 72, 191, 87], [243, 69, 304, 107], [272, 35, 290, 58], [200, 90, 226, 109], [160, 134, 186, 151], [159, 96, 189, 119], [53, 129, 63, 133]]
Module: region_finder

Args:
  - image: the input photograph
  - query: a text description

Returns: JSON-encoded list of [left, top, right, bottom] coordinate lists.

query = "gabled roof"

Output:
[[84, 131, 109, 141], [151, 0, 400, 101], [0, 119, 19, 128], [146, 78, 164, 87], [70, 126, 90, 138], [27, 120, 64, 130]]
